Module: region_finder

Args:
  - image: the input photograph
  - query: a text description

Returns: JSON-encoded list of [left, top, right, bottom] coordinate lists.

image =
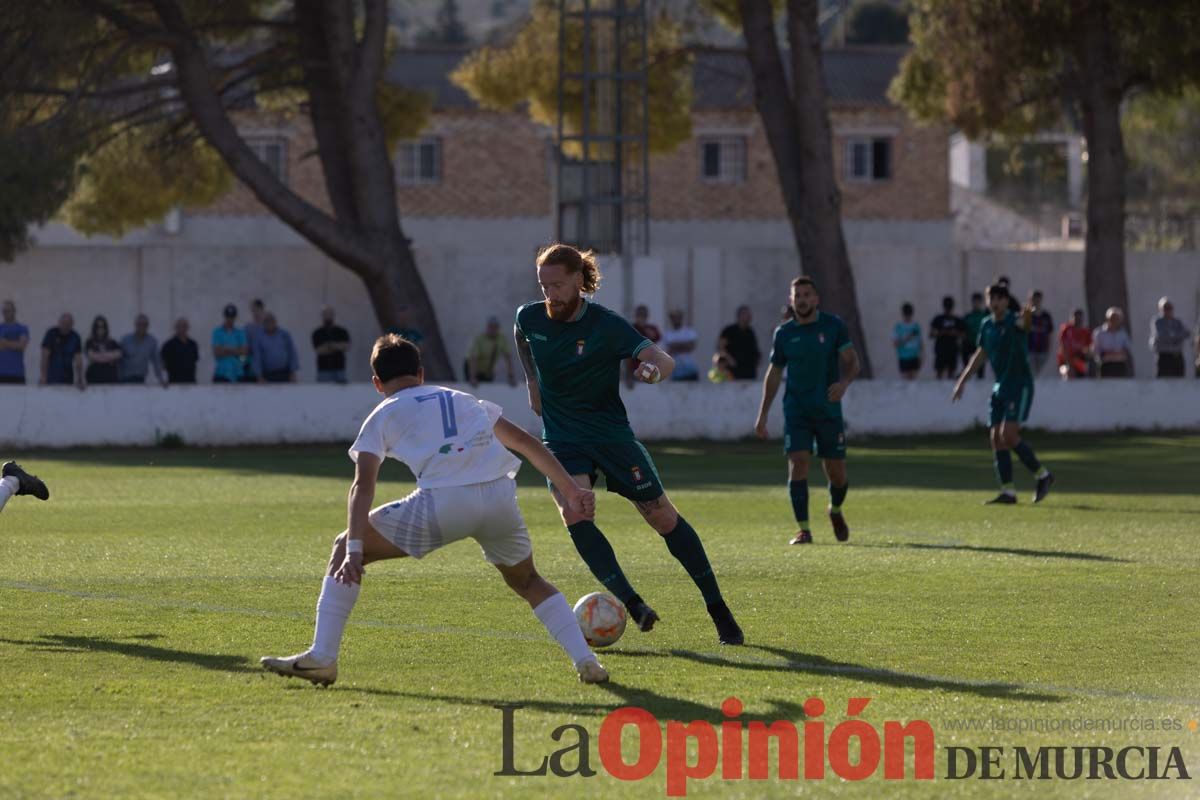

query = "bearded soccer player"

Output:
[[953, 284, 1054, 504], [754, 277, 859, 545], [514, 244, 743, 646]]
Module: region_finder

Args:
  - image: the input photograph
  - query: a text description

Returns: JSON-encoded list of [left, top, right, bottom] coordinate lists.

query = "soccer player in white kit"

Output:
[[261, 335, 609, 685]]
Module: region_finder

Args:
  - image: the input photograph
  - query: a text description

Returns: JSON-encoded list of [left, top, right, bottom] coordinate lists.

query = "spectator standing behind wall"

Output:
[[1094, 307, 1133, 378], [1194, 319, 1200, 378], [386, 306, 424, 344], [893, 303, 921, 379], [962, 292, 988, 381], [466, 316, 515, 386], [213, 304, 249, 384], [253, 312, 298, 383], [0, 300, 30, 384], [1026, 291, 1054, 376], [1057, 309, 1093, 379], [243, 298, 266, 380], [40, 313, 83, 388], [717, 305, 761, 380], [312, 305, 351, 384], [84, 315, 121, 385], [1149, 297, 1188, 378], [662, 309, 700, 381], [161, 318, 199, 385], [929, 296, 965, 380], [625, 305, 662, 387], [119, 314, 166, 386]]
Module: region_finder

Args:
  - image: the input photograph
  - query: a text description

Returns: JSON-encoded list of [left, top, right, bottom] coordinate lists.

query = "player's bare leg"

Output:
[[551, 475, 656, 631], [823, 458, 850, 542], [632, 493, 744, 646], [787, 452, 813, 544], [495, 555, 608, 683], [261, 523, 406, 686]]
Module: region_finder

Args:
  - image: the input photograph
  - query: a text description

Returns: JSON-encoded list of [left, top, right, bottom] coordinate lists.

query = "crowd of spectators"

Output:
[[5, 292, 1199, 388], [889, 288, 1200, 381], [0, 299, 353, 388]]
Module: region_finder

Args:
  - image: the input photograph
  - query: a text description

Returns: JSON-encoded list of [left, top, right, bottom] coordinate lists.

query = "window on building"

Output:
[[699, 136, 747, 184], [397, 138, 442, 185], [846, 136, 893, 182], [246, 137, 287, 183]]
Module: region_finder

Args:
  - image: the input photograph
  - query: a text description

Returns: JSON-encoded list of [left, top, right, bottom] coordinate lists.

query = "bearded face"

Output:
[[538, 263, 583, 321]]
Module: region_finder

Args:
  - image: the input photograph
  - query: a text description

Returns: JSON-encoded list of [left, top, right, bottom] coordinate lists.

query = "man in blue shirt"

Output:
[[0, 300, 30, 384], [252, 312, 299, 382], [212, 304, 249, 383]]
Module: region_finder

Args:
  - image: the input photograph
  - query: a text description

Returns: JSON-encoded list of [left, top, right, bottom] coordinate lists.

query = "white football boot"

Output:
[[576, 658, 609, 684], [260, 651, 338, 687]]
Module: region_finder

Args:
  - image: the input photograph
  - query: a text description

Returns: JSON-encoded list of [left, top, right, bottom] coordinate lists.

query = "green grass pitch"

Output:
[[1, 433, 1198, 799]]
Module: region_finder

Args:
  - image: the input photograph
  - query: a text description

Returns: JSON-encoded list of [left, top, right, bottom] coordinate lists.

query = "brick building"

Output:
[[197, 46, 950, 239]]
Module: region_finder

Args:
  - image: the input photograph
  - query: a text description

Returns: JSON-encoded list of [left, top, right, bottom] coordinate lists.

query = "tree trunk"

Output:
[[786, 0, 872, 377], [150, 0, 454, 379], [736, 0, 873, 376], [1077, 3, 1130, 340]]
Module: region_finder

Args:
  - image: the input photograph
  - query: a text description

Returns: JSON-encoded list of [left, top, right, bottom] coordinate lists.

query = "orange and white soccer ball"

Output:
[[573, 591, 627, 648]]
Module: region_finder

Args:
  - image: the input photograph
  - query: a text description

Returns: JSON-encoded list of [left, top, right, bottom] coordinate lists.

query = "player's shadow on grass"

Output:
[[608, 644, 1063, 703], [851, 541, 1128, 563], [0, 633, 256, 674], [341, 685, 808, 723], [1058, 503, 1200, 516]]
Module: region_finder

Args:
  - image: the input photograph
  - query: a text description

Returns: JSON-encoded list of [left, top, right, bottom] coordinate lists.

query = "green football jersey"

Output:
[[769, 312, 852, 421], [516, 300, 652, 443], [978, 311, 1033, 391]]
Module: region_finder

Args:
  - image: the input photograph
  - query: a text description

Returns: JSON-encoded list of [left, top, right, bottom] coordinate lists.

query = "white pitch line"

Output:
[[1, 579, 1196, 706]]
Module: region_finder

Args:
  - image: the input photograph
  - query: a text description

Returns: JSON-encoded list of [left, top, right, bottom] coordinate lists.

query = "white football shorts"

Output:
[[367, 476, 532, 566]]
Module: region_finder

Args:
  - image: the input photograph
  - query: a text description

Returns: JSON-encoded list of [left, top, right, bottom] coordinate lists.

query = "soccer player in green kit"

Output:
[[515, 244, 744, 645], [952, 283, 1054, 504], [754, 277, 860, 545]]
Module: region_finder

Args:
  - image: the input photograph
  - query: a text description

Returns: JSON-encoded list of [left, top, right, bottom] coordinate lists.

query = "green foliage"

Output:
[[700, 0, 785, 31], [0, 130, 78, 261], [893, 0, 1200, 137], [63, 125, 232, 236], [891, 0, 1066, 138], [847, 1, 910, 45], [1124, 86, 1200, 205], [451, 0, 693, 157]]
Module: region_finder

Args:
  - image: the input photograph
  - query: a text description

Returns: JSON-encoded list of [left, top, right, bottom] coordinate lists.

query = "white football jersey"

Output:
[[349, 385, 521, 489]]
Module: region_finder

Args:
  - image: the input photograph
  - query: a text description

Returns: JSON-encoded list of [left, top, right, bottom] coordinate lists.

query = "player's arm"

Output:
[[828, 345, 859, 402], [633, 343, 674, 383], [493, 417, 595, 519], [754, 363, 783, 438], [1019, 304, 1033, 332], [337, 451, 382, 585], [952, 348, 987, 401], [513, 325, 541, 416]]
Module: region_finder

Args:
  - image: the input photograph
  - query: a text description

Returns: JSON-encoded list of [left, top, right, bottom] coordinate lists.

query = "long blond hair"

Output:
[[536, 243, 602, 294]]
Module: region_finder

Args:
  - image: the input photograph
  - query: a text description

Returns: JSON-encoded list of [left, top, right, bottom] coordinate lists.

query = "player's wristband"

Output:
[[346, 539, 364, 555]]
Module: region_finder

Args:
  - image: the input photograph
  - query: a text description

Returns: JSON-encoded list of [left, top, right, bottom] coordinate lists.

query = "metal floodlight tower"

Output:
[[556, 0, 650, 257]]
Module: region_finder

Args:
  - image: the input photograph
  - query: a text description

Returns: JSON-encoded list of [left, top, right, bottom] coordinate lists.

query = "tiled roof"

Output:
[[387, 45, 906, 111]]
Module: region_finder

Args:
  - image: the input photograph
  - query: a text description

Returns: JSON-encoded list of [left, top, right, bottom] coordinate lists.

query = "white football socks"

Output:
[[533, 592, 596, 668], [309, 575, 361, 664], [0, 475, 18, 513]]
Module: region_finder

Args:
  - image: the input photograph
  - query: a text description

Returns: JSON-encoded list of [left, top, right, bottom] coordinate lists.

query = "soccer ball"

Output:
[[573, 591, 627, 648]]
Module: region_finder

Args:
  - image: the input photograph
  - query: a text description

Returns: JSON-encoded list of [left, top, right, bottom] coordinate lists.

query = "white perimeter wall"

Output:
[[3, 380, 1198, 449], [5, 217, 1199, 386]]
